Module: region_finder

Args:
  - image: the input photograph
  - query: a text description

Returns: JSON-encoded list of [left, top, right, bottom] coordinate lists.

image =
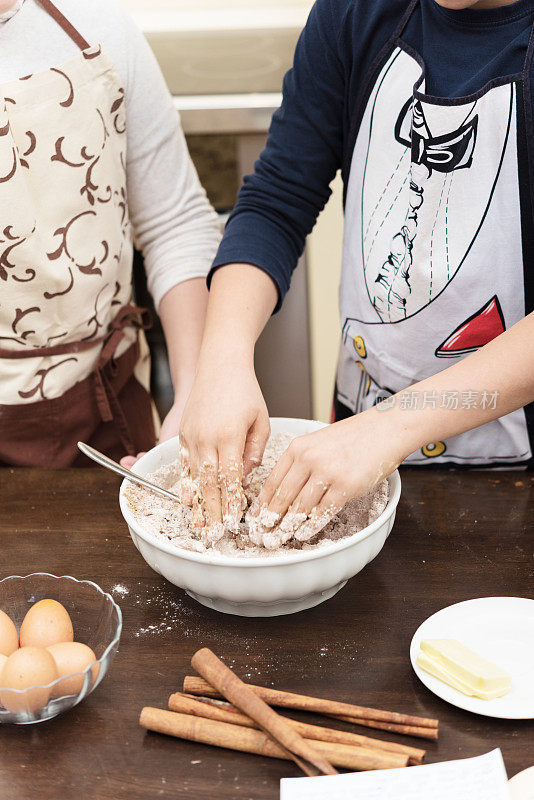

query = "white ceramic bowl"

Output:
[[119, 418, 401, 617]]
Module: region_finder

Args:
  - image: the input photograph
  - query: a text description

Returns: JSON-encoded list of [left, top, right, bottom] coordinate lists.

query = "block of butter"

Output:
[[417, 639, 511, 700]]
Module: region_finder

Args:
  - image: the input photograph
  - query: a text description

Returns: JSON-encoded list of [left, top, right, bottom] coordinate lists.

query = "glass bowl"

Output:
[[0, 573, 122, 724]]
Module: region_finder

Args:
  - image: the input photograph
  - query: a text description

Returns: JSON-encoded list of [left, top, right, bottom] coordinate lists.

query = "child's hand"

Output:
[[176, 262, 278, 529], [179, 356, 270, 528], [252, 408, 407, 540]]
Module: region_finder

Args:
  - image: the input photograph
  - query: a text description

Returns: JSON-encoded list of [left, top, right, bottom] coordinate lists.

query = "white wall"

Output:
[[307, 174, 344, 422]]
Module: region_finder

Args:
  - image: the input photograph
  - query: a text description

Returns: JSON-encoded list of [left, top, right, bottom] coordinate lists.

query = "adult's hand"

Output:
[[253, 308, 534, 542], [251, 407, 404, 543], [119, 391, 189, 470], [120, 276, 209, 469]]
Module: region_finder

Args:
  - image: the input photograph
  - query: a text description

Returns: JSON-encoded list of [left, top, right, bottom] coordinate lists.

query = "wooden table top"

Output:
[[0, 467, 533, 799]]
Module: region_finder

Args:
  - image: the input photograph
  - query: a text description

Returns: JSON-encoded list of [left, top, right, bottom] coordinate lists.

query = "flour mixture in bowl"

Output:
[[124, 434, 389, 559]]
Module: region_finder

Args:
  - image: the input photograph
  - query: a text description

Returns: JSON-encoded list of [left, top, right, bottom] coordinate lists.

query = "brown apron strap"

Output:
[[35, 0, 90, 51], [92, 305, 151, 456], [0, 304, 150, 359], [94, 341, 141, 456], [0, 336, 105, 360], [95, 305, 151, 370], [0, 303, 151, 458], [91, 305, 151, 429]]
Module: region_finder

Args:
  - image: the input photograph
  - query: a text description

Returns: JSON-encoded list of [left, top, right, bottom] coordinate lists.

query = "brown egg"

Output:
[[19, 599, 73, 649], [47, 642, 99, 698], [0, 646, 58, 713], [0, 609, 19, 657], [0, 654, 7, 673]]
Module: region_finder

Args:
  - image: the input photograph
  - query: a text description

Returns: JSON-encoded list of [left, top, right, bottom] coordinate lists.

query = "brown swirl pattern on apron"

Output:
[[0, 0, 156, 466]]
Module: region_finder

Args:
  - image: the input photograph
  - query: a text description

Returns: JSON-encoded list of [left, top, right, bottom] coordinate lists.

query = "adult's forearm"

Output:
[[250, 311, 534, 537], [386, 311, 534, 459], [158, 278, 209, 394]]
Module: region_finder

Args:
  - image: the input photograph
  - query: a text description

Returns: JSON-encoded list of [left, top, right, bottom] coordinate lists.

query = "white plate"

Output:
[[509, 766, 534, 800], [410, 597, 534, 719]]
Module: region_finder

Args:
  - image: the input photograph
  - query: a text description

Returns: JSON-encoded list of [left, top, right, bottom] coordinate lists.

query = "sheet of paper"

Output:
[[280, 749, 510, 800]]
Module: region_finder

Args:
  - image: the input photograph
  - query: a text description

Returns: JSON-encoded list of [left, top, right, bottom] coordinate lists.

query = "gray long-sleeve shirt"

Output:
[[0, 0, 221, 309]]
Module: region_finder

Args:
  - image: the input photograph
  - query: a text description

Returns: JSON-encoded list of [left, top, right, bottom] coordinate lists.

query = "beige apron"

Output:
[[0, 0, 157, 466]]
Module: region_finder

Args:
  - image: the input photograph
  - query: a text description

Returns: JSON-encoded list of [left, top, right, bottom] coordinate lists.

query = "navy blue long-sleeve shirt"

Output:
[[211, 0, 534, 309]]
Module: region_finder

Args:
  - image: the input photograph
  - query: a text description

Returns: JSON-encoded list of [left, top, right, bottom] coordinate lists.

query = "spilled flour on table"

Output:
[[111, 583, 129, 597], [124, 433, 389, 559]]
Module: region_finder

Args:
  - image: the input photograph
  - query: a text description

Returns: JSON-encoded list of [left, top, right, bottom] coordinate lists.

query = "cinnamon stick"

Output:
[[326, 714, 439, 741], [140, 707, 410, 771], [169, 692, 425, 765], [183, 675, 439, 740], [190, 648, 337, 777]]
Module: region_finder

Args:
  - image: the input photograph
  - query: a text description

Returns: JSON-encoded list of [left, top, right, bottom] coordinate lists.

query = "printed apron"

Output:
[[0, 0, 157, 467], [336, 0, 534, 467]]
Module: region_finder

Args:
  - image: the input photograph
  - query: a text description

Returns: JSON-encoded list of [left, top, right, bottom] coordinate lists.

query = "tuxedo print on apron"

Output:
[[359, 50, 509, 327], [337, 2, 534, 466], [370, 93, 480, 323]]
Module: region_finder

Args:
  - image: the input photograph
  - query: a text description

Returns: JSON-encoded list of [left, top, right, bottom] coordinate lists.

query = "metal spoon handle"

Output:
[[77, 442, 181, 503]]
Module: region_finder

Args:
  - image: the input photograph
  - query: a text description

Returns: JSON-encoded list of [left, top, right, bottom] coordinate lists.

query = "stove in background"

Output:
[[130, 1, 315, 421]]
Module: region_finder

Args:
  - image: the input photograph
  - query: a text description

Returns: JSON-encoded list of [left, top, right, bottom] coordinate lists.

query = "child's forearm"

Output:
[[388, 311, 534, 459], [199, 263, 279, 369], [178, 264, 278, 525]]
